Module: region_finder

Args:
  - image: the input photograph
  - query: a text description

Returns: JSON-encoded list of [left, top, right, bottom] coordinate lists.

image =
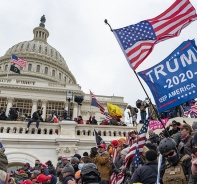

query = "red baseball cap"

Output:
[[98, 144, 106, 149], [36, 174, 48, 182]]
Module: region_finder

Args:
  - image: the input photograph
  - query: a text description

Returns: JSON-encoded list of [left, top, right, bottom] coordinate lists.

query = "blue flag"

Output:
[[138, 40, 197, 113]]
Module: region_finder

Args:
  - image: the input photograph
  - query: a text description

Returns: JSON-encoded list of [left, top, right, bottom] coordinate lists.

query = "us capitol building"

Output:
[[0, 16, 133, 170]]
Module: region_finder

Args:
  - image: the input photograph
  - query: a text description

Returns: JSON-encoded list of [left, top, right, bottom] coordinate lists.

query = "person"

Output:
[[36, 173, 57, 184], [80, 163, 101, 184], [89, 116, 97, 125], [46, 160, 56, 176], [83, 152, 88, 157], [0, 110, 7, 120], [166, 120, 181, 137], [9, 108, 18, 121], [26, 109, 43, 131], [70, 157, 79, 173], [0, 147, 8, 172], [130, 150, 158, 184], [30, 170, 40, 180], [0, 170, 10, 184], [178, 124, 193, 155], [33, 160, 41, 172], [94, 144, 111, 183], [77, 116, 84, 124], [147, 129, 160, 146], [41, 164, 50, 176], [110, 143, 123, 175], [190, 147, 197, 183], [136, 99, 148, 124], [62, 165, 75, 184], [57, 156, 71, 183], [126, 105, 138, 126], [159, 137, 191, 184]]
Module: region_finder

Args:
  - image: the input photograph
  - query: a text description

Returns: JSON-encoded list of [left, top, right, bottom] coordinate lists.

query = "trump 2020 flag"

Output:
[[113, 0, 197, 70], [138, 40, 197, 113]]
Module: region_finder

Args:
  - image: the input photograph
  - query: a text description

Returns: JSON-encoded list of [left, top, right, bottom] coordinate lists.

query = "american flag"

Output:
[[126, 133, 131, 146], [104, 112, 112, 121], [113, 0, 197, 70], [110, 148, 118, 184], [11, 54, 27, 68], [133, 141, 141, 168], [90, 91, 105, 114], [125, 120, 149, 166], [183, 104, 197, 118]]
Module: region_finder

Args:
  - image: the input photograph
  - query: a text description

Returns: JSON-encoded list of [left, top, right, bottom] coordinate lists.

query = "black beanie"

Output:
[[145, 150, 157, 161]]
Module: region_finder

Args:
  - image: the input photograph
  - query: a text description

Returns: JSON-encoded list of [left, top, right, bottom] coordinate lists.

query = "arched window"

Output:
[[59, 73, 61, 80], [44, 67, 48, 74], [5, 65, 7, 71], [28, 64, 32, 71], [64, 76, 67, 82], [36, 65, 40, 73], [52, 70, 55, 77]]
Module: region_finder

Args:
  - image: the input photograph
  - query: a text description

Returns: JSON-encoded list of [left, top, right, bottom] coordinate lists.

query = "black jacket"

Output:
[[130, 162, 158, 184], [89, 117, 97, 125], [62, 173, 75, 184], [49, 175, 57, 184]]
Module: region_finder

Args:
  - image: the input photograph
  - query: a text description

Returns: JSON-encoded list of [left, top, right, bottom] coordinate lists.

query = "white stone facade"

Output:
[[0, 19, 131, 169]]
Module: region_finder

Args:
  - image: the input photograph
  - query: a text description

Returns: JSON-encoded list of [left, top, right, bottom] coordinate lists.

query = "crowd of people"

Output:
[[0, 118, 197, 184]]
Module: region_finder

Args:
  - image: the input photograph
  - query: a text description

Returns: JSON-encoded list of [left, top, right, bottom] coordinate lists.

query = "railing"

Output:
[[0, 121, 135, 140]]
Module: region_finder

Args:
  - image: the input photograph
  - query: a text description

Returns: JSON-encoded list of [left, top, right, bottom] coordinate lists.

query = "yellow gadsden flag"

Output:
[[107, 103, 122, 117]]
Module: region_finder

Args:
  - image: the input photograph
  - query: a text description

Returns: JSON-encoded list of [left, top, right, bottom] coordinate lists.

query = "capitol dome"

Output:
[[0, 17, 76, 84]]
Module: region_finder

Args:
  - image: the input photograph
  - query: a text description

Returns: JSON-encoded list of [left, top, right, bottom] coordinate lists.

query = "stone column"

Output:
[[41, 99, 47, 120], [64, 101, 67, 110], [6, 97, 13, 116], [72, 103, 78, 119], [31, 99, 38, 116]]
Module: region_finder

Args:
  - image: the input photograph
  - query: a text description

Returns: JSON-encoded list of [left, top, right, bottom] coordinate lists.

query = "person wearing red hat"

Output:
[[94, 144, 110, 183], [36, 174, 57, 184], [41, 164, 49, 176]]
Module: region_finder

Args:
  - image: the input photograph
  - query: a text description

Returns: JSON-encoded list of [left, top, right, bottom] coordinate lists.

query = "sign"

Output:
[[138, 40, 197, 112], [148, 118, 168, 131]]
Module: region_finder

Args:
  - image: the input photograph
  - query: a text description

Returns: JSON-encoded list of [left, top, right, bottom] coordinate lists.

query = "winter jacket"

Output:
[[94, 151, 111, 181], [148, 134, 160, 145], [130, 162, 158, 184], [110, 155, 123, 174], [188, 174, 197, 184], [178, 136, 193, 155], [89, 117, 97, 125], [49, 175, 57, 184], [62, 173, 75, 184], [0, 149, 8, 172]]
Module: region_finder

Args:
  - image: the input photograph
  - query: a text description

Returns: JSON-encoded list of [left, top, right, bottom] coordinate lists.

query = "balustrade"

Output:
[[0, 120, 135, 139]]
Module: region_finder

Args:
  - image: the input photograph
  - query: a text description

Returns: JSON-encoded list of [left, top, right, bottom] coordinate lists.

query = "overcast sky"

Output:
[[1, 0, 197, 118]]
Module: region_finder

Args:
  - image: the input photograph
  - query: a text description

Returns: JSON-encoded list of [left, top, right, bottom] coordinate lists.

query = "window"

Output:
[[36, 65, 40, 73], [44, 67, 48, 74], [13, 99, 32, 117], [28, 64, 32, 71], [52, 70, 55, 77], [64, 76, 67, 82], [59, 73, 61, 80], [5, 65, 8, 71]]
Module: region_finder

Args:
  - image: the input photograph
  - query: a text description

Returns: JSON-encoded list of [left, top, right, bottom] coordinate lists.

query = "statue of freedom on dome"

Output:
[[39, 15, 46, 28]]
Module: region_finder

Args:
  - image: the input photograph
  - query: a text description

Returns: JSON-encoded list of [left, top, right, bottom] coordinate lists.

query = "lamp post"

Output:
[[66, 91, 73, 120]]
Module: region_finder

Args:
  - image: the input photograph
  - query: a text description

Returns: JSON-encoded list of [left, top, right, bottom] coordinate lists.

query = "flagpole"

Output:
[[133, 70, 169, 136], [104, 19, 170, 137]]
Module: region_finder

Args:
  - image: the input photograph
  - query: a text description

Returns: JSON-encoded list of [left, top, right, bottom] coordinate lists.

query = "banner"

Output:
[[94, 129, 105, 147], [107, 103, 122, 117], [138, 40, 197, 113], [148, 118, 168, 131]]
